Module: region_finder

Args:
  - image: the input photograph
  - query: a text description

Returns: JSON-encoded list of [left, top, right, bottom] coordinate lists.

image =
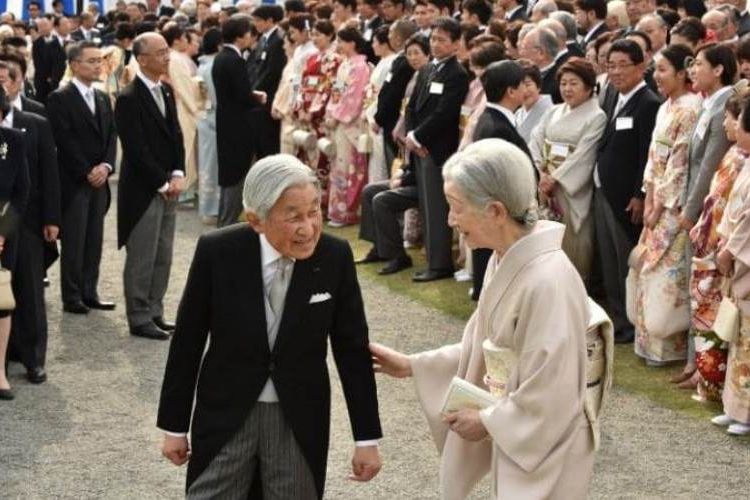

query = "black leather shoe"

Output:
[[614, 328, 635, 344], [130, 323, 170, 340], [27, 366, 47, 384], [356, 247, 386, 264], [0, 388, 14, 400], [83, 298, 116, 311], [63, 301, 90, 314], [153, 316, 176, 331], [412, 269, 453, 282], [378, 255, 413, 275], [43, 278, 50, 288]]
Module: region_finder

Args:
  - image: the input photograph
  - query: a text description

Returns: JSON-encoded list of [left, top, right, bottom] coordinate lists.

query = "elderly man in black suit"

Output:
[[404, 17, 469, 282], [519, 27, 563, 103], [0, 61, 60, 385], [35, 15, 71, 103], [594, 39, 660, 344], [251, 5, 286, 158], [158, 154, 382, 499], [212, 15, 260, 228], [115, 32, 185, 340], [70, 12, 102, 44], [373, 19, 417, 171], [47, 41, 117, 315]]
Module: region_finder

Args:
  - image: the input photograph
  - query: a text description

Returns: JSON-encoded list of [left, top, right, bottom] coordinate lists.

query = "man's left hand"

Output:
[[43, 225, 59, 242], [443, 409, 488, 442], [349, 445, 381, 482], [625, 197, 644, 225]]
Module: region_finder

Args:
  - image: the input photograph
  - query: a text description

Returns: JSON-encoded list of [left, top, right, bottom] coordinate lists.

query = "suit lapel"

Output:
[[134, 77, 171, 137], [272, 252, 320, 356], [602, 86, 646, 142]]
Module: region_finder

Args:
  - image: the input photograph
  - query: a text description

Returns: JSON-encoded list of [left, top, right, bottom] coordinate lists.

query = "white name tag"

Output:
[[385, 72, 393, 83], [261, 51, 267, 61], [429, 82, 444, 95], [550, 142, 569, 158], [307, 76, 319, 86], [364, 30, 373, 41], [615, 117, 633, 131]]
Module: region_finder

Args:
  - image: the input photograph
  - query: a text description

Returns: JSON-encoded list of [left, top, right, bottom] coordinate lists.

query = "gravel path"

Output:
[[2, 185, 749, 499]]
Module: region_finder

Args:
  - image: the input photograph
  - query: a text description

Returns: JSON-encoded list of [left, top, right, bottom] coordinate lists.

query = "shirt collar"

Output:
[[554, 48, 568, 62], [540, 59, 556, 74], [505, 5, 523, 19], [137, 70, 161, 91], [704, 85, 732, 111], [486, 102, 516, 126], [584, 21, 605, 42], [226, 44, 242, 57], [11, 95, 22, 111], [618, 81, 647, 108], [259, 234, 296, 268], [263, 25, 279, 41], [71, 77, 93, 98]]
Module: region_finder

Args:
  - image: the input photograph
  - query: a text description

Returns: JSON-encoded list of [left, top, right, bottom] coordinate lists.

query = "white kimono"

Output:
[[410, 222, 596, 499]]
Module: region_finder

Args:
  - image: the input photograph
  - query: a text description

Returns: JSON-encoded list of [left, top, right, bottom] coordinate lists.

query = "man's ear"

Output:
[[245, 211, 264, 233]]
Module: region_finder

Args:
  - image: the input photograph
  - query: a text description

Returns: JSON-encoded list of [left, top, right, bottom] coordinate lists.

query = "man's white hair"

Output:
[[243, 154, 320, 220], [443, 139, 538, 227]]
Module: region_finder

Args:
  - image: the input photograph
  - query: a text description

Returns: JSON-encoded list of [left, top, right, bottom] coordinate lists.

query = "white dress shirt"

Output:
[[485, 102, 517, 127]]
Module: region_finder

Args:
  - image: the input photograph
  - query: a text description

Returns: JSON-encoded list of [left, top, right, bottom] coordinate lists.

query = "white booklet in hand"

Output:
[[441, 376, 497, 415]]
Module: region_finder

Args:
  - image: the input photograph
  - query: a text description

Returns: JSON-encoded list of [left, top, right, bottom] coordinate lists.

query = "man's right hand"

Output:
[[162, 434, 190, 466]]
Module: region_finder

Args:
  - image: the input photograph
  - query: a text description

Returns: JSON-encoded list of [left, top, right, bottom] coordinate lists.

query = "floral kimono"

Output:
[[634, 93, 701, 363], [717, 157, 750, 424], [294, 48, 342, 211], [689, 145, 745, 399], [325, 54, 370, 225]]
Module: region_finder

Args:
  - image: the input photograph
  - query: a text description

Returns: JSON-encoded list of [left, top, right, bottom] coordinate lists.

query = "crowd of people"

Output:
[[0, 0, 748, 458]]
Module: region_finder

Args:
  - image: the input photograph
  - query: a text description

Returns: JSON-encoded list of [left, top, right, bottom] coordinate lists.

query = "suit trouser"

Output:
[[360, 181, 419, 259], [60, 184, 107, 304], [382, 127, 396, 173], [217, 180, 245, 228], [123, 196, 176, 328], [415, 155, 453, 271], [593, 188, 634, 333], [9, 225, 48, 369], [187, 402, 317, 500]]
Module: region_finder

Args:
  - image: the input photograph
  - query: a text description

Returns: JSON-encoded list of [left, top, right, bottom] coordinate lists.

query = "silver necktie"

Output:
[[268, 258, 292, 317]]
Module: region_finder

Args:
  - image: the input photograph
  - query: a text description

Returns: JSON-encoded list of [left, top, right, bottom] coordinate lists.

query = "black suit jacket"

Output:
[[35, 37, 67, 102], [541, 57, 565, 104], [0, 127, 30, 256], [596, 84, 661, 241], [473, 106, 531, 158], [253, 28, 287, 110], [114, 78, 184, 247], [157, 228, 382, 497], [70, 28, 102, 43], [20, 96, 45, 117], [405, 56, 469, 165], [506, 6, 528, 23], [212, 46, 258, 187], [361, 16, 384, 64], [583, 22, 609, 46], [566, 41, 585, 58], [374, 53, 414, 132], [741, 12, 750, 36], [47, 83, 117, 211]]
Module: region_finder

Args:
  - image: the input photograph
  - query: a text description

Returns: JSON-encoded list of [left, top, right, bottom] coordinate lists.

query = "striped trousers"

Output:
[[187, 403, 317, 499]]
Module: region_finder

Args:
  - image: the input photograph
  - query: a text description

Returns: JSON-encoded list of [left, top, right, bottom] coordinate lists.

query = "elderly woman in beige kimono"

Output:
[[371, 139, 598, 499]]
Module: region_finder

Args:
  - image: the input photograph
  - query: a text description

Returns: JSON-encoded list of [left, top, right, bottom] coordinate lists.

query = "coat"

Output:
[[410, 221, 596, 499], [156, 227, 382, 498]]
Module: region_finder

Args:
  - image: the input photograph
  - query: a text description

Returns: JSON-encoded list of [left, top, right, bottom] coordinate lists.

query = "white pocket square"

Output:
[[309, 292, 332, 304]]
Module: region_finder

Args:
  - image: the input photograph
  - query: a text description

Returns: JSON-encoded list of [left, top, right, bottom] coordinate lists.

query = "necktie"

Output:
[[268, 257, 292, 317], [152, 85, 166, 117], [612, 96, 624, 119], [85, 89, 96, 115]]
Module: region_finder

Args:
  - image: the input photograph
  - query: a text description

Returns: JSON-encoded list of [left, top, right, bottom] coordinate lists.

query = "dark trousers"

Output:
[[382, 128, 396, 174], [10, 225, 48, 370], [415, 155, 453, 272], [593, 188, 635, 333], [472, 248, 492, 301], [360, 180, 419, 259], [218, 180, 245, 228], [256, 110, 281, 159], [60, 184, 107, 304]]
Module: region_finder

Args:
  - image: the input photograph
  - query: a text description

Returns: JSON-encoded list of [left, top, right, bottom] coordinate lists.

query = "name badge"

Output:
[[385, 72, 393, 83], [261, 51, 267, 61], [429, 82, 444, 95], [307, 76, 319, 86], [363, 29, 373, 41], [550, 142, 569, 158], [615, 117, 633, 131]]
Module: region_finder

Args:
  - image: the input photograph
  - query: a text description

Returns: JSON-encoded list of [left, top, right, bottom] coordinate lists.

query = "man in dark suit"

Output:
[[575, 0, 609, 47], [158, 154, 382, 498], [405, 17, 469, 282], [115, 33, 185, 340], [373, 19, 417, 171], [47, 42, 117, 315], [35, 16, 71, 103], [31, 16, 51, 103], [0, 51, 46, 117], [594, 39, 660, 343], [501, 0, 528, 22], [0, 62, 61, 385], [470, 60, 531, 301], [251, 5, 286, 158], [213, 16, 259, 228], [359, 0, 384, 64], [519, 27, 563, 103], [70, 12, 102, 45]]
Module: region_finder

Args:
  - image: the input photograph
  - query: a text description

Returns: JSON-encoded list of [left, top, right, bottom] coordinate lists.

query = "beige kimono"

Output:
[[411, 222, 596, 499], [169, 50, 201, 191]]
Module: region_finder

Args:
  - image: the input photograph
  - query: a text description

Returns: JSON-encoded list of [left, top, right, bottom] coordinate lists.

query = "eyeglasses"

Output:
[[76, 57, 103, 65], [606, 62, 636, 72]]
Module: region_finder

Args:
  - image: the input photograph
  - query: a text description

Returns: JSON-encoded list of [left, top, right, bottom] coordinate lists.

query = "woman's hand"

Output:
[[0, 234, 5, 255], [443, 409, 488, 442], [538, 174, 556, 197], [369, 342, 412, 378], [645, 201, 663, 229], [718, 248, 734, 276]]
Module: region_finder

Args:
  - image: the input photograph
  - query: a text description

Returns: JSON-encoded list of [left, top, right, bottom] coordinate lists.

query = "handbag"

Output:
[[0, 266, 15, 311], [714, 280, 739, 343]]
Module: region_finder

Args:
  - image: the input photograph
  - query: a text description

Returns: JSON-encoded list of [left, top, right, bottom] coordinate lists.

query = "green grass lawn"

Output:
[[327, 224, 728, 423]]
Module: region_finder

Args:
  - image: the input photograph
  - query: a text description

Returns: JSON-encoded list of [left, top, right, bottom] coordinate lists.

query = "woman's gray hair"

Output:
[[242, 154, 320, 220], [443, 139, 539, 228]]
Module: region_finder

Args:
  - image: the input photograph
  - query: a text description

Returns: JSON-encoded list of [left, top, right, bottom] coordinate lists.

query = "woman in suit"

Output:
[[0, 90, 30, 400], [529, 57, 607, 284]]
